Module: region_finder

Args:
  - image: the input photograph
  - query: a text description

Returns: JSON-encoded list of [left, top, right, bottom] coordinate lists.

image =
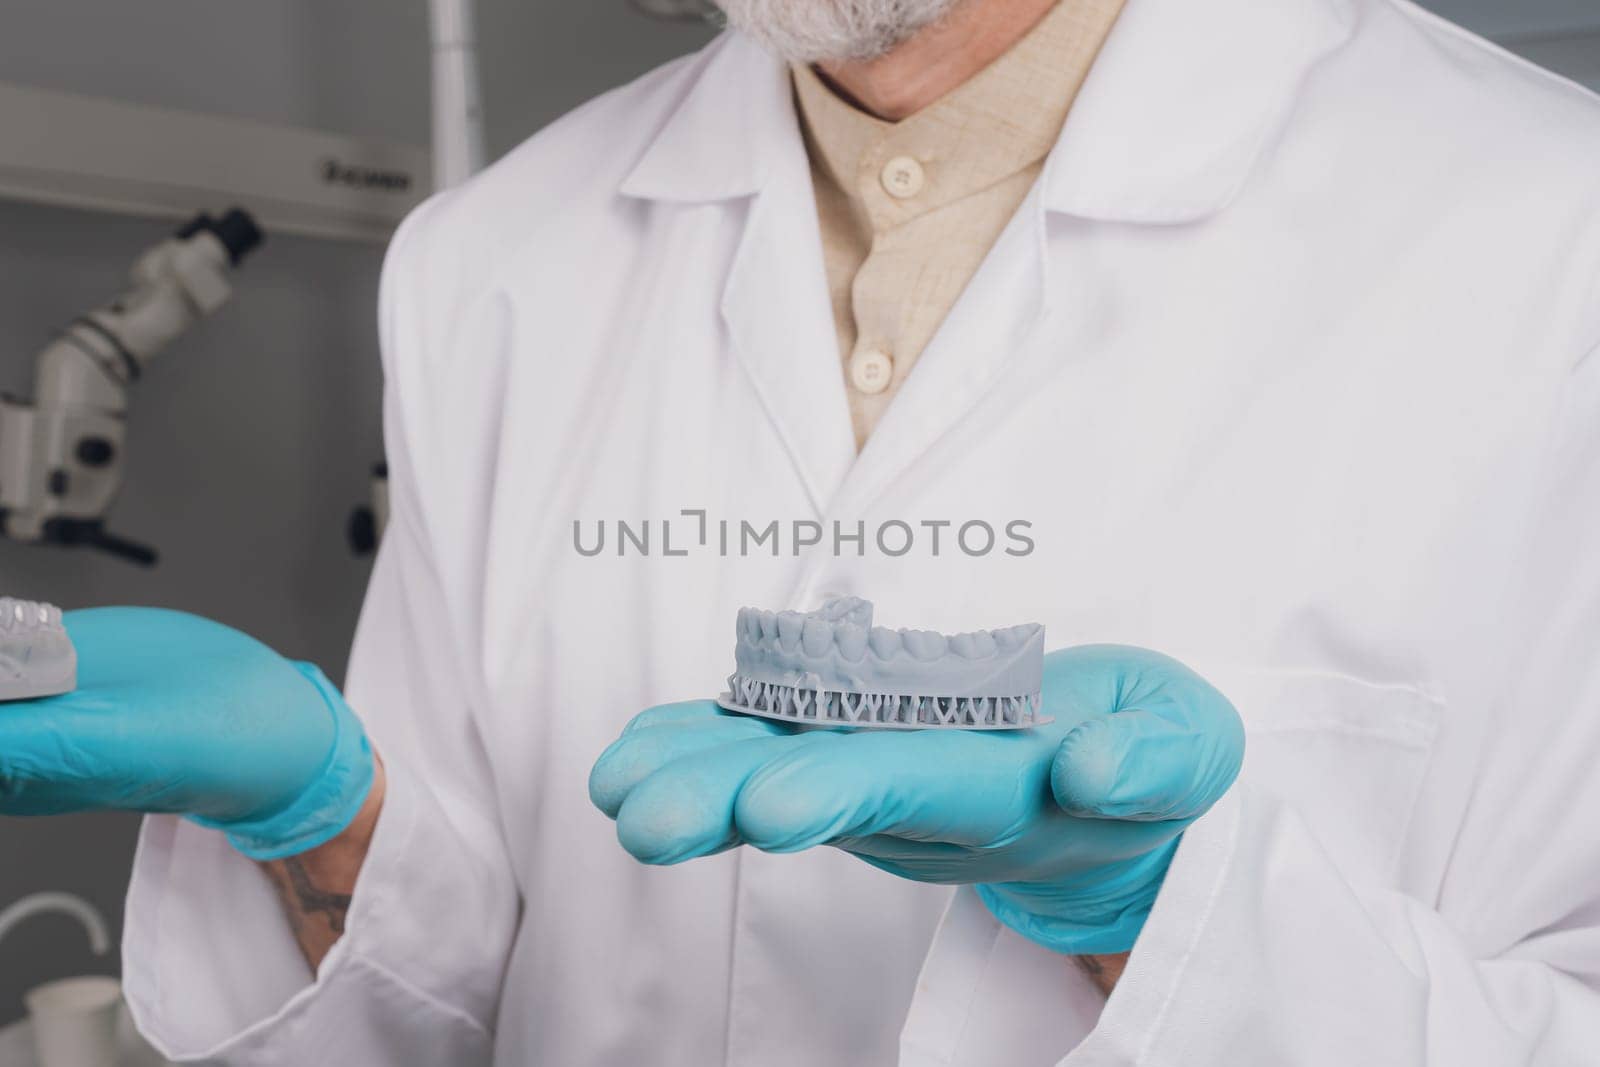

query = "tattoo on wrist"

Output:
[[1073, 952, 1129, 996], [261, 756, 383, 971], [272, 856, 354, 935]]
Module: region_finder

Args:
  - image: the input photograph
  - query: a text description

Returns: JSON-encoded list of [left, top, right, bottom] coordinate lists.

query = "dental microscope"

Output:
[[0, 209, 262, 565]]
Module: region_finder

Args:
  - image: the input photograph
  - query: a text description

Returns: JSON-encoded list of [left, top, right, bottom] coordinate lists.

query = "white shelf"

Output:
[[0, 82, 430, 242]]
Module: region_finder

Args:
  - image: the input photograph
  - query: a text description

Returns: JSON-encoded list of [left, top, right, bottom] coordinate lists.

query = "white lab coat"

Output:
[[121, 0, 1600, 1062]]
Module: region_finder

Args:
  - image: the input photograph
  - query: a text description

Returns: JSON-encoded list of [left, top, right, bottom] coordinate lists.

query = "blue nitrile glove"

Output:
[[0, 608, 374, 861], [590, 646, 1244, 954]]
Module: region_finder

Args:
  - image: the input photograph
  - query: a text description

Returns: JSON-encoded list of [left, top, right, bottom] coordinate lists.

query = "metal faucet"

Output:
[[0, 892, 111, 957]]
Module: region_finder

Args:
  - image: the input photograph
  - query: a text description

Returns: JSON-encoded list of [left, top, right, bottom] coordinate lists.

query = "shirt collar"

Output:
[[790, 63, 889, 211], [622, 0, 1358, 224], [791, 0, 1124, 230]]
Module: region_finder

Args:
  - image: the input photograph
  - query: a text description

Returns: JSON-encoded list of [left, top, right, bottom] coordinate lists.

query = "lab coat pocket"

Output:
[[1200, 665, 1444, 887]]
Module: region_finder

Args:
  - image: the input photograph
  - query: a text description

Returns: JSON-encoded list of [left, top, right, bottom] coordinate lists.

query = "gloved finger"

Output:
[[733, 729, 1050, 853], [621, 699, 730, 735], [0, 689, 176, 816], [589, 709, 786, 818], [615, 732, 834, 864], [1051, 705, 1244, 821], [0, 692, 87, 814]]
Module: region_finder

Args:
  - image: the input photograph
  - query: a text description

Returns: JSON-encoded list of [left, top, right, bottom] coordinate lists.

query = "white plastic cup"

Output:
[[25, 975, 122, 1067]]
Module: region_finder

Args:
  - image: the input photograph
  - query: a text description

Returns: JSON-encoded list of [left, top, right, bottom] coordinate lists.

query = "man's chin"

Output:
[[714, 0, 962, 64]]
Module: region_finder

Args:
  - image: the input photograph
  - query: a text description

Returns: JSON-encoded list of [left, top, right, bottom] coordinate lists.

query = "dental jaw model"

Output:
[[720, 597, 1047, 729], [0, 599, 76, 702]]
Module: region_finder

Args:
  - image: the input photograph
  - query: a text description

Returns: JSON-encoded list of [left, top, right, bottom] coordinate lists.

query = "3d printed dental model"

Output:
[[720, 597, 1047, 730], [0, 599, 76, 702]]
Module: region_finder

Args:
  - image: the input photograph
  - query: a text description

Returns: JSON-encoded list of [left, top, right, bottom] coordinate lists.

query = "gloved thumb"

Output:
[[1050, 708, 1244, 822]]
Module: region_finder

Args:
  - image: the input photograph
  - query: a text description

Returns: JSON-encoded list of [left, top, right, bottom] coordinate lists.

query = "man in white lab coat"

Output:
[[3, 0, 1599, 1063]]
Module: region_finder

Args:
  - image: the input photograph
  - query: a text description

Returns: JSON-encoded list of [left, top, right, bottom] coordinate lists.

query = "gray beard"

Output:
[[715, 0, 964, 62]]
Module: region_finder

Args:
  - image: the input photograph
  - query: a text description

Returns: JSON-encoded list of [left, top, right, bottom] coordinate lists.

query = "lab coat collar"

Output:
[[622, 0, 1357, 223], [615, 0, 1359, 517], [619, 33, 787, 204], [1042, 0, 1358, 223]]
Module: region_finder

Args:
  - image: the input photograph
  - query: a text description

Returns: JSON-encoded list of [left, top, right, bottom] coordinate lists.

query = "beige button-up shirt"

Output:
[[794, 0, 1126, 447]]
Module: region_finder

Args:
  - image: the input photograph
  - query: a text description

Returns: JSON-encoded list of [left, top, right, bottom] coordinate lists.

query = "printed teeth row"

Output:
[[0, 598, 64, 633], [737, 607, 1038, 662]]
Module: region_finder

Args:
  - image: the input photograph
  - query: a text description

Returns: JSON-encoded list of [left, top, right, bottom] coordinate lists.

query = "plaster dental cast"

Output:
[[0, 599, 76, 703], [4, 0, 1600, 1063]]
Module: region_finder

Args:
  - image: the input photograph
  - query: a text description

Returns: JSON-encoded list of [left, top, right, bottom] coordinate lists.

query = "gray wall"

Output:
[[0, 0, 1593, 1028]]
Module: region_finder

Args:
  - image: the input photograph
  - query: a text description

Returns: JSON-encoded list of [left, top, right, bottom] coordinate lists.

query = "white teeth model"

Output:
[[0, 598, 77, 702], [718, 597, 1048, 730]]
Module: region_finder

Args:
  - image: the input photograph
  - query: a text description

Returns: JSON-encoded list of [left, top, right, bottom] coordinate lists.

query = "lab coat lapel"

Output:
[[622, 34, 858, 517], [719, 158, 858, 518]]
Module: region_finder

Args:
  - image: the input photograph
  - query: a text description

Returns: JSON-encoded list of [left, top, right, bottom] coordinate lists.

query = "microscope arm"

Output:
[[0, 209, 262, 564]]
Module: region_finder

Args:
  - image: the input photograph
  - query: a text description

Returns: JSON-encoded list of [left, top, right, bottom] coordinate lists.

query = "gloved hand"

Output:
[[0, 608, 374, 861], [590, 645, 1244, 954]]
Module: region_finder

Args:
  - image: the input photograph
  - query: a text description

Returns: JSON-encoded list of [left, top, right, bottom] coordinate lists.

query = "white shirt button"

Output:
[[850, 347, 893, 395], [880, 156, 925, 199]]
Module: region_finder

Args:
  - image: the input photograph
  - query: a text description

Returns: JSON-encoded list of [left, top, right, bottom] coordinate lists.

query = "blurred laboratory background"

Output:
[[0, 0, 1593, 1038]]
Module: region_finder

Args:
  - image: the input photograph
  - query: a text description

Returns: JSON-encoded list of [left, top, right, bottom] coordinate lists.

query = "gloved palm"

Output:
[[0, 608, 373, 861], [590, 645, 1244, 954]]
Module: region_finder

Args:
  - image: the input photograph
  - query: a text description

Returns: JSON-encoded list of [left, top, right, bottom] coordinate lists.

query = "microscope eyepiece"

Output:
[[212, 209, 264, 263]]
